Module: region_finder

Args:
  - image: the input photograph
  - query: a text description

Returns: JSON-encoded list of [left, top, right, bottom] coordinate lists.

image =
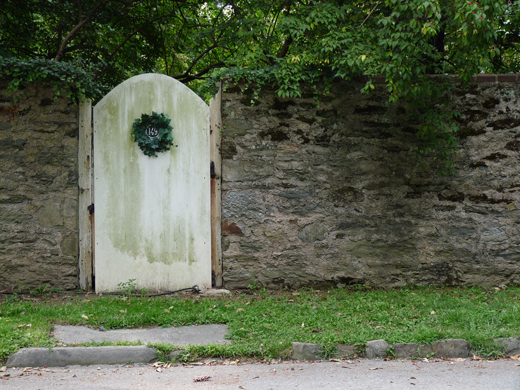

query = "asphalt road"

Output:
[[2, 359, 519, 390]]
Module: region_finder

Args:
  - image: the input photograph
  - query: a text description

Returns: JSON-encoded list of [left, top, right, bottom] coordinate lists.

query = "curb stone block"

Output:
[[393, 340, 468, 359], [366, 339, 389, 359], [6, 346, 158, 367], [393, 343, 434, 359], [334, 344, 357, 359], [494, 337, 520, 356], [291, 342, 322, 360], [168, 350, 184, 361], [432, 339, 468, 358]]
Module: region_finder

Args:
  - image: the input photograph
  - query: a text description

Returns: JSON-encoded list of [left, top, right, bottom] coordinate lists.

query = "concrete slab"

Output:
[[53, 324, 230, 345], [6, 346, 157, 367]]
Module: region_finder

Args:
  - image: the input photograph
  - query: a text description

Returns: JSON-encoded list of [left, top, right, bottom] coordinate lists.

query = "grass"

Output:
[[1, 285, 520, 364]]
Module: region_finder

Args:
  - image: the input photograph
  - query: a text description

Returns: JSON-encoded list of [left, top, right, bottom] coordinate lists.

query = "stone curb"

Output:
[[6, 337, 516, 367], [6, 346, 158, 368], [291, 339, 474, 361]]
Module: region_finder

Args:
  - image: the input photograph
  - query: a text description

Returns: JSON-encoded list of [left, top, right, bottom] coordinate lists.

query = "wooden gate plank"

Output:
[[210, 83, 223, 287]]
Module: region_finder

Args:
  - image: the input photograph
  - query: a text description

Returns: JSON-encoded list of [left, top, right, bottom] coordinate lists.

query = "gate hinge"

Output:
[[210, 161, 217, 179], [87, 204, 94, 215]]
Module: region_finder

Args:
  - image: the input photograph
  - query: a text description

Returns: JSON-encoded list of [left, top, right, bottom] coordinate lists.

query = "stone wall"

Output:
[[2, 78, 520, 292], [0, 83, 79, 291], [221, 80, 520, 289]]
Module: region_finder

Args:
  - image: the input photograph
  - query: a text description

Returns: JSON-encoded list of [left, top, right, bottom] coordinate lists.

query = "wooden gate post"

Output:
[[210, 83, 223, 287], [78, 99, 93, 290]]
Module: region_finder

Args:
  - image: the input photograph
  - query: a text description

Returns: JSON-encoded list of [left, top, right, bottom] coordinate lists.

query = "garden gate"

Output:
[[78, 74, 222, 292]]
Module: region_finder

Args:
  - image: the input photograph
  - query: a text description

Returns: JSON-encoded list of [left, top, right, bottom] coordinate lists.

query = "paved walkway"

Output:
[[6, 324, 230, 367], [53, 324, 230, 345]]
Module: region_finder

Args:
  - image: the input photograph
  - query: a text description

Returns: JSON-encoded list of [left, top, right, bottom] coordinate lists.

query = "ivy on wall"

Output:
[[0, 57, 108, 104]]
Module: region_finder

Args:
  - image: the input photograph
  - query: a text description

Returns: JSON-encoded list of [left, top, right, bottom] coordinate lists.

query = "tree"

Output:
[[1, 0, 201, 88], [189, 0, 513, 173], [2, 1, 516, 88], [2, 0, 518, 172]]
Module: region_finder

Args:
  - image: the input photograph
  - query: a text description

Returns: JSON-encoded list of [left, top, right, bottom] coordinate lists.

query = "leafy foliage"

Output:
[[0, 57, 107, 102], [201, 0, 515, 173], [2, 0, 520, 170], [131, 112, 175, 157]]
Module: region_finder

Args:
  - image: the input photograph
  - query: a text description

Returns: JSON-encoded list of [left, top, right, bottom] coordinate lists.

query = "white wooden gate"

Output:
[[79, 74, 215, 292]]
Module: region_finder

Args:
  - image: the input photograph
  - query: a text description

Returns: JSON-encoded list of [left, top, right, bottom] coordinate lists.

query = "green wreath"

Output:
[[131, 112, 174, 157]]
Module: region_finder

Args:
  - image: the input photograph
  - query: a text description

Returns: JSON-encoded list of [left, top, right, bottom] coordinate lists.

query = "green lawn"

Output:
[[1, 286, 519, 364]]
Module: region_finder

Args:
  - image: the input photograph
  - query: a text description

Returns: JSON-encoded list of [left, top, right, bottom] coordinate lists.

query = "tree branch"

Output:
[[76, 0, 83, 23], [277, 36, 293, 58], [93, 11, 180, 79], [173, 61, 225, 83], [229, 0, 242, 16], [53, 0, 150, 61], [182, 44, 218, 77], [54, 0, 112, 61], [93, 22, 156, 79], [360, 1, 380, 28]]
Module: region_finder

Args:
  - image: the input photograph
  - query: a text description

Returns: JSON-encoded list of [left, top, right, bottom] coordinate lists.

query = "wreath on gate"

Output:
[[131, 112, 174, 157]]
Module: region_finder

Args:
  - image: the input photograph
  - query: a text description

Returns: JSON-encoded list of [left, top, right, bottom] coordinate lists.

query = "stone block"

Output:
[[344, 239, 416, 259], [60, 233, 79, 256], [291, 342, 322, 360], [239, 241, 265, 253], [494, 248, 520, 262], [222, 237, 230, 251], [494, 337, 520, 356], [168, 350, 184, 361], [463, 205, 490, 215], [0, 121, 12, 131], [200, 288, 232, 297], [279, 191, 313, 199], [0, 138, 26, 151], [432, 339, 468, 358], [298, 223, 326, 243], [0, 195, 29, 204], [222, 190, 264, 219], [37, 146, 76, 166], [481, 224, 508, 245], [221, 141, 237, 159], [61, 198, 78, 228], [224, 118, 250, 137], [222, 160, 275, 182], [334, 344, 357, 359], [38, 202, 63, 227], [0, 209, 32, 224], [393, 343, 434, 359], [366, 339, 389, 359]]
